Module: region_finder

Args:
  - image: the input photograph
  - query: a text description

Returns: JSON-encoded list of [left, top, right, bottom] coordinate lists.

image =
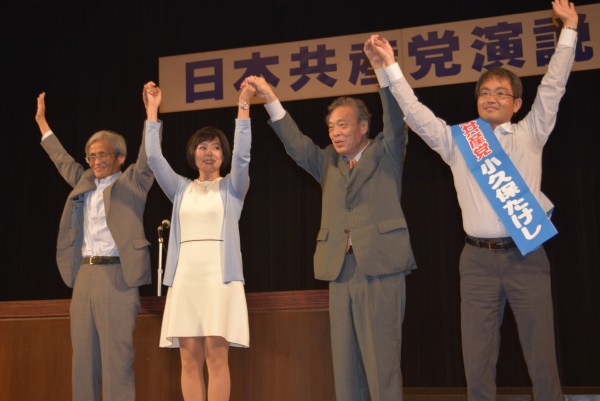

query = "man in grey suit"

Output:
[[35, 91, 155, 401], [244, 38, 416, 401]]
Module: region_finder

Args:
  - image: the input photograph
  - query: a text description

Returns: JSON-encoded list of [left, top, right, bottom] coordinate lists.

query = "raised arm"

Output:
[[367, 35, 457, 165], [238, 78, 256, 118], [244, 75, 326, 182], [35, 93, 51, 135], [244, 75, 279, 106], [143, 82, 185, 202], [522, 0, 578, 147], [143, 81, 162, 122], [364, 35, 408, 166], [122, 81, 160, 194], [36, 92, 85, 187], [365, 35, 396, 68], [553, 0, 578, 29], [228, 80, 255, 198]]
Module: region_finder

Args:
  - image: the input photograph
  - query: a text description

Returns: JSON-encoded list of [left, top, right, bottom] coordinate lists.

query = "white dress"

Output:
[[159, 178, 249, 348]]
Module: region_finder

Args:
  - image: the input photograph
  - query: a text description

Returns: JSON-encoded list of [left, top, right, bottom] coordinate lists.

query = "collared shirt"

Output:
[[42, 131, 122, 257], [382, 28, 576, 238], [343, 140, 370, 165], [82, 172, 122, 257]]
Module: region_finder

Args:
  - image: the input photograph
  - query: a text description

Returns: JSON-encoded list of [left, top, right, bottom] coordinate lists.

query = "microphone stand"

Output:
[[157, 227, 165, 296]]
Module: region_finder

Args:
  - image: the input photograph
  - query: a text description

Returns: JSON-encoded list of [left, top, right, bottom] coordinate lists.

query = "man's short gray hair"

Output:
[[85, 130, 127, 158]]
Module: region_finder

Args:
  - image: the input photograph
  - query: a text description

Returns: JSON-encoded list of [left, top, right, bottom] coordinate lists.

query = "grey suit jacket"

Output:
[[269, 87, 416, 281], [41, 126, 155, 288]]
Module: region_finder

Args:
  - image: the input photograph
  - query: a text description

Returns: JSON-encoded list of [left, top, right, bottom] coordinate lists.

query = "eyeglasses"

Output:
[[477, 90, 516, 100], [85, 152, 115, 164]]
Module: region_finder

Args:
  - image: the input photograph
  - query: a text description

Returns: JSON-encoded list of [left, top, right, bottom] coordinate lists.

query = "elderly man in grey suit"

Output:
[[35, 91, 156, 401], [244, 38, 416, 401]]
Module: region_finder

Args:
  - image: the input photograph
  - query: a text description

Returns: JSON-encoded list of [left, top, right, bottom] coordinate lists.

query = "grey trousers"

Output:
[[460, 244, 562, 401], [329, 252, 406, 401], [70, 263, 140, 401]]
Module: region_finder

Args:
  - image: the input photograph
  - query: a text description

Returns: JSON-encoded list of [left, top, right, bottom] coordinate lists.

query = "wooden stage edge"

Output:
[[1, 290, 599, 400], [0, 289, 329, 319]]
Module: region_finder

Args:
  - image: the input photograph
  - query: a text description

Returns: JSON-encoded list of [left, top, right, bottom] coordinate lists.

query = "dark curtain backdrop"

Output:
[[4, 0, 599, 388]]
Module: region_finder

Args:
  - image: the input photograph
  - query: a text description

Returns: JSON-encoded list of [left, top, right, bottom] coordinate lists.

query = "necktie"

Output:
[[345, 159, 357, 253], [345, 228, 352, 253]]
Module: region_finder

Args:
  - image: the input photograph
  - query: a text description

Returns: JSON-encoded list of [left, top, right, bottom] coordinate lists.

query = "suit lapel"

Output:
[[102, 178, 118, 218], [337, 156, 351, 180], [346, 140, 381, 189], [70, 171, 96, 199]]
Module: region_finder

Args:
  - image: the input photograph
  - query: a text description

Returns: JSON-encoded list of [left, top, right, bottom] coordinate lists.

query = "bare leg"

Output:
[[179, 337, 206, 401], [205, 336, 231, 401]]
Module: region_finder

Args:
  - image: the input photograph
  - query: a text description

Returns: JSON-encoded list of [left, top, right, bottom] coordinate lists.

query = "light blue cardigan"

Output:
[[145, 119, 251, 286]]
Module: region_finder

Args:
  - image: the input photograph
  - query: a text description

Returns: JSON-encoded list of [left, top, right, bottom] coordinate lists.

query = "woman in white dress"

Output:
[[143, 80, 255, 401]]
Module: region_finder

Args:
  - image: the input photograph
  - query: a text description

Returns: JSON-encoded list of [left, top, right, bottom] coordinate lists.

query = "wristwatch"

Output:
[[240, 101, 250, 110]]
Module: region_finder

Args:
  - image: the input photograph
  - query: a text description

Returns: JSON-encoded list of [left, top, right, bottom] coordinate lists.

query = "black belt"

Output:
[[83, 256, 121, 265], [465, 236, 516, 250]]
